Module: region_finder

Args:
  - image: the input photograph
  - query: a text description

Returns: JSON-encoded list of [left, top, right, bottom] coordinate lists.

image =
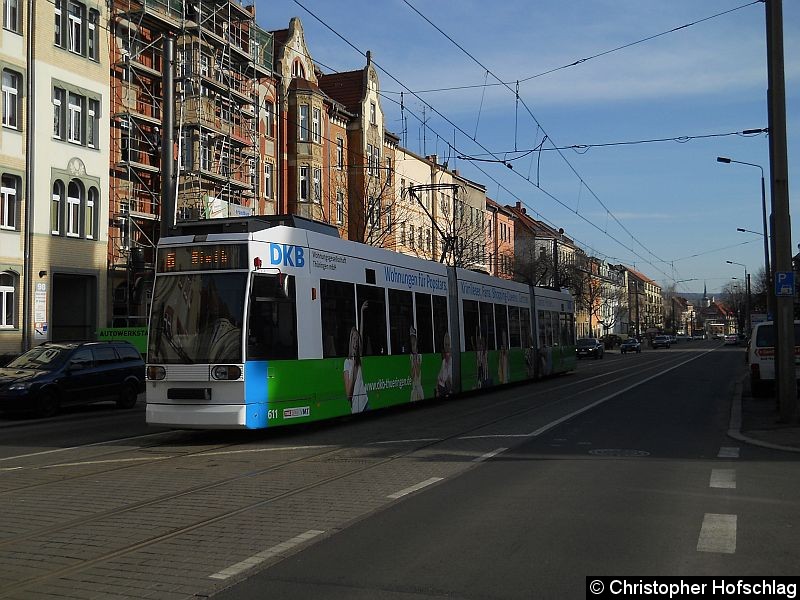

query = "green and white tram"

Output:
[[145, 216, 576, 429]]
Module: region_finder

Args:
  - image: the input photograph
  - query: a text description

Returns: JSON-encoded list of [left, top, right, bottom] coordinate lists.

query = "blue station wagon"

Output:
[[0, 341, 145, 417]]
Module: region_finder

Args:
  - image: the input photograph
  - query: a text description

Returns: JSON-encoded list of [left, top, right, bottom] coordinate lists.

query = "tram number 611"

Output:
[[267, 409, 279, 420]]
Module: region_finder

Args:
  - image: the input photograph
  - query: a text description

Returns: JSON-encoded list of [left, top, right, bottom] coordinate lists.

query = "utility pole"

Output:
[[765, 0, 795, 422]]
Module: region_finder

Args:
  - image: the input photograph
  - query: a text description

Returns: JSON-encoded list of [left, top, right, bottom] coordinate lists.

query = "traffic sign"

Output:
[[775, 271, 795, 296]]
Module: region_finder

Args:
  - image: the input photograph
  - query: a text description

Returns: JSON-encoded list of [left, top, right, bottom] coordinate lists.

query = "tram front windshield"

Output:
[[148, 273, 247, 364]]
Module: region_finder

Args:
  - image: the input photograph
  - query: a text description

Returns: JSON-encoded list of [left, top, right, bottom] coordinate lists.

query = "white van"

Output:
[[747, 320, 800, 396]]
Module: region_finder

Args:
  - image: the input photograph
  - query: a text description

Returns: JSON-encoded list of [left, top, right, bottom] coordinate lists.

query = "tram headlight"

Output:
[[147, 366, 166, 380], [211, 365, 242, 380]]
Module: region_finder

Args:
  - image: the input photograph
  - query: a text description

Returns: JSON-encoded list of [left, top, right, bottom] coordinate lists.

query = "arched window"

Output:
[[0, 271, 15, 328], [291, 60, 305, 79], [67, 179, 83, 237], [86, 186, 97, 239], [51, 180, 64, 234]]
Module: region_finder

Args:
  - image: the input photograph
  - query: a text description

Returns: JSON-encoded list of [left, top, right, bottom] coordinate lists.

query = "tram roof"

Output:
[[167, 215, 340, 238]]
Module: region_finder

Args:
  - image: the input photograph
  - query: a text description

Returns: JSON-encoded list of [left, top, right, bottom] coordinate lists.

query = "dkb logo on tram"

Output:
[[269, 243, 305, 268]]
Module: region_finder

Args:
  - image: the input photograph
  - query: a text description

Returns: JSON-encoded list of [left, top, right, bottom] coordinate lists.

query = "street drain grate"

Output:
[[588, 449, 650, 457]]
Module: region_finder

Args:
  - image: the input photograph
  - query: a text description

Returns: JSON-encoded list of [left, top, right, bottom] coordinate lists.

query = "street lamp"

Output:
[[727, 261, 751, 334], [718, 156, 772, 316]]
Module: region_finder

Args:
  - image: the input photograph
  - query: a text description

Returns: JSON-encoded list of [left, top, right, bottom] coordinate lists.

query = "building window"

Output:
[[1, 174, 19, 230], [66, 179, 82, 237], [366, 144, 373, 176], [312, 107, 321, 143], [264, 101, 274, 137], [298, 104, 309, 142], [299, 166, 308, 201], [369, 102, 376, 125], [53, 88, 65, 139], [385, 205, 392, 231], [200, 133, 210, 170], [68, 0, 83, 55], [51, 180, 63, 234], [409, 223, 415, 249], [400, 222, 405, 245], [85, 186, 97, 239], [0, 272, 15, 328], [54, 0, 61, 46], [2, 70, 20, 129], [263, 161, 273, 198], [336, 190, 344, 224], [385, 158, 392, 184], [3, 0, 19, 33], [336, 138, 344, 170], [87, 9, 98, 60], [87, 98, 99, 149], [67, 92, 82, 144], [291, 60, 305, 79], [313, 167, 321, 203]]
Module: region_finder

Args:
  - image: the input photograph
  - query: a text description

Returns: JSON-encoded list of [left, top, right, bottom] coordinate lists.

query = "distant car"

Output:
[[0, 341, 145, 418], [620, 338, 641, 354], [692, 333, 706, 340], [724, 334, 739, 345], [652, 335, 671, 349], [669, 335, 678, 344], [576, 338, 604, 359]]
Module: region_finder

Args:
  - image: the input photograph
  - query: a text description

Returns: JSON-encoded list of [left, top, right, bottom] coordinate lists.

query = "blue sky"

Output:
[[255, 0, 799, 296]]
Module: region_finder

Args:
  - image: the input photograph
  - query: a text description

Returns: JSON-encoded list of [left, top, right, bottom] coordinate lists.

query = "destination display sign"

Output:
[[157, 244, 248, 272]]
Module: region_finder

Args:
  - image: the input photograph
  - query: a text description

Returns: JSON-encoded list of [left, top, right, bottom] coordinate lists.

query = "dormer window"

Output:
[[292, 60, 305, 79]]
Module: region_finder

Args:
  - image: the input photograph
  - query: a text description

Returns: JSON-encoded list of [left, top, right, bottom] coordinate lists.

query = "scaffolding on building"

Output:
[[108, 0, 273, 327]]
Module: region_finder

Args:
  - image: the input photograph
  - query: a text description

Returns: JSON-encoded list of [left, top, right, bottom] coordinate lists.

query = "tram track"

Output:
[[0, 349, 709, 597]]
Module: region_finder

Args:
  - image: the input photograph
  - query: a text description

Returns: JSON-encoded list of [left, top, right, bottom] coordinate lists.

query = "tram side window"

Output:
[[463, 300, 479, 351], [389, 289, 414, 354], [521, 307, 532, 348], [247, 274, 297, 360], [567, 313, 575, 344], [320, 279, 356, 358], [508, 306, 521, 348], [560, 313, 569, 346], [356, 284, 387, 356], [433, 295, 448, 353], [547, 311, 557, 346], [538, 310, 548, 347], [495, 304, 509, 350], [415, 292, 434, 353], [480, 302, 496, 350]]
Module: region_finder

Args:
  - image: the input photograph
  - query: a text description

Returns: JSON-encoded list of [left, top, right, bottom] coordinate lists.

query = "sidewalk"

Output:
[[729, 374, 800, 453]]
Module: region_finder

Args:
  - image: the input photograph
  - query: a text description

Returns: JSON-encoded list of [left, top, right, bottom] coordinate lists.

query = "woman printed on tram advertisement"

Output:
[[409, 327, 424, 402], [498, 329, 510, 384], [435, 332, 452, 398], [343, 302, 369, 413], [475, 328, 491, 389]]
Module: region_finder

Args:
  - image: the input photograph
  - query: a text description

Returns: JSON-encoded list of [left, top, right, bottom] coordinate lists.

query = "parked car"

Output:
[[620, 338, 641, 354], [724, 334, 739, 345], [652, 335, 672, 349], [747, 320, 800, 397], [576, 338, 604, 359], [0, 341, 145, 417]]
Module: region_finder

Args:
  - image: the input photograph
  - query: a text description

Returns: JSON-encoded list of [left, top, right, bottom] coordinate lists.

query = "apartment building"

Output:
[[1, 0, 110, 357], [485, 198, 514, 279], [108, 0, 276, 326]]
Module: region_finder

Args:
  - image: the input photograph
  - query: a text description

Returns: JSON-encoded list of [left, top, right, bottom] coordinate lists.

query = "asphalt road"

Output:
[[0, 340, 796, 600]]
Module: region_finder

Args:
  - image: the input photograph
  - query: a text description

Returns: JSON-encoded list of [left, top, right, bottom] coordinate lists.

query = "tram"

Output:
[[145, 216, 576, 429]]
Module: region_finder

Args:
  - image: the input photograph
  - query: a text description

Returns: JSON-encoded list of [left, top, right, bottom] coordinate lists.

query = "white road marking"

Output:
[[0, 431, 175, 463], [197, 445, 332, 456], [209, 530, 325, 580], [710, 469, 737, 489], [473, 448, 508, 463], [43, 456, 172, 469], [0, 467, 23, 472], [526, 352, 710, 438], [459, 434, 529, 440], [717, 447, 740, 458], [697, 513, 737, 554], [371, 438, 440, 445], [387, 477, 444, 499]]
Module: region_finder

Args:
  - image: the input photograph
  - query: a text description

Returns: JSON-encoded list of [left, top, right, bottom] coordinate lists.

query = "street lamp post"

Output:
[[718, 157, 772, 317], [727, 261, 751, 334]]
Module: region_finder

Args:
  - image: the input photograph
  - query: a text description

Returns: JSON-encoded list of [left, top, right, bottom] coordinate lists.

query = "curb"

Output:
[[728, 374, 800, 454]]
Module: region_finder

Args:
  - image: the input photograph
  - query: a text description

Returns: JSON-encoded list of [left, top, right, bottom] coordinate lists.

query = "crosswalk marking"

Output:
[[710, 469, 736, 489], [697, 513, 737, 554]]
